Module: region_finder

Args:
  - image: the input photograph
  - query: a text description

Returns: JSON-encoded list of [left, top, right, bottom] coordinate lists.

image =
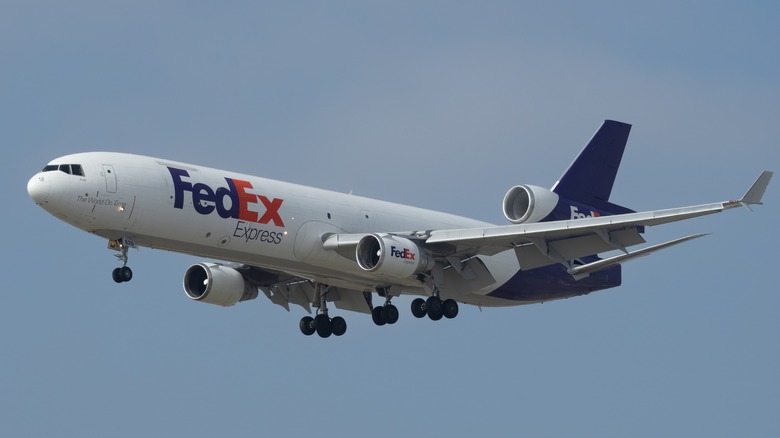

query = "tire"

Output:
[[112, 268, 123, 283], [372, 306, 386, 326], [385, 304, 399, 324], [331, 316, 347, 336], [315, 314, 332, 338], [411, 298, 426, 318], [443, 299, 459, 319], [120, 266, 133, 282], [426, 296, 443, 321], [299, 316, 315, 336]]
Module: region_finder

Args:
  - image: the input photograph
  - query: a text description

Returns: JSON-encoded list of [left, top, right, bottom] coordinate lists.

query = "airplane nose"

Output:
[[28, 173, 51, 205]]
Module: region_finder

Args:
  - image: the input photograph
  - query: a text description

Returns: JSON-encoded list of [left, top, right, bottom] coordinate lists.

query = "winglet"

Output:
[[739, 171, 773, 209]]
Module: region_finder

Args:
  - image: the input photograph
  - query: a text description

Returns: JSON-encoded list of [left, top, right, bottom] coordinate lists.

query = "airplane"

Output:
[[27, 120, 772, 338]]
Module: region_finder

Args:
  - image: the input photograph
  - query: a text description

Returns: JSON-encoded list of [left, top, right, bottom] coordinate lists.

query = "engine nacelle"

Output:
[[183, 263, 258, 307], [356, 234, 434, 278], [502, 184, 560, 224]]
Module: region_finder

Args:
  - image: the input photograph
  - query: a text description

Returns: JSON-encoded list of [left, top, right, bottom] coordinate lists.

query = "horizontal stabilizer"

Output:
[[740, 171, 773, 207], [567, 233, 709, 278]]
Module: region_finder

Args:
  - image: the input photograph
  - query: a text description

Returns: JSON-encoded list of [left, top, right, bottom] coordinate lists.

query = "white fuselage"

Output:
[[28, 152, 525, 306]]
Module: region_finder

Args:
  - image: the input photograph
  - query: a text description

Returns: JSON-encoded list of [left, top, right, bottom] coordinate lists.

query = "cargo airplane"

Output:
[[27, 120, 772, 338]]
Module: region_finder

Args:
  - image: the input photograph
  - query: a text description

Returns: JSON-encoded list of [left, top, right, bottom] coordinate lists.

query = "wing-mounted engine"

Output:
[[183, 263, 259, 306], [356, 234, 434, 278], [502, 185, 561, 224]]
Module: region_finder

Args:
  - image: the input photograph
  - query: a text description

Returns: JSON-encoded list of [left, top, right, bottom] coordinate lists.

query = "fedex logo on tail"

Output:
[[570, 205, 600, 220], [168, 167, 285, 227]]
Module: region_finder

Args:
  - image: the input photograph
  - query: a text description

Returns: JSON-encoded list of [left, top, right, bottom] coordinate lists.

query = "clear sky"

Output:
[[3, 2, 778, 437]]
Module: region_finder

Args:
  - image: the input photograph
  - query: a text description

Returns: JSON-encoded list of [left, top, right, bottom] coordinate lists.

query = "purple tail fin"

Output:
[[552, 120, 634, 215]]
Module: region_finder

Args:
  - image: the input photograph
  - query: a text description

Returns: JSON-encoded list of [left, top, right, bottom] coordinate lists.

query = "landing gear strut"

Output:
[[109, 238, 134, 283], [299, 284, 347, 338]]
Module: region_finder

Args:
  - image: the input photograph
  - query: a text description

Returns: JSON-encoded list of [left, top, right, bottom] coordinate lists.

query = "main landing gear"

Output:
[[109, 238, 134, 283], [299, 314, 347, 338], [411, 265, 459, 321], [411, 295, 459, 321], [299, 284, 347, 338], [371, 287, 399, 326]]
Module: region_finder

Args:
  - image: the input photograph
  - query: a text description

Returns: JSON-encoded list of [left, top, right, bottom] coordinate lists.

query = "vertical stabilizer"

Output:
[[552, 120, 633, 213]]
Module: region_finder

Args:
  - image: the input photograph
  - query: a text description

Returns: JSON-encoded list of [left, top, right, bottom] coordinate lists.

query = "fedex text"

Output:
[[168, 166, 285, 227], [570, 205, 600, 220], [390, 246, 416, 261]]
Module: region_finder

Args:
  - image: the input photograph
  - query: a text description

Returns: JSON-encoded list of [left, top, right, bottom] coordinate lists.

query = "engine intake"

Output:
[[356, 234, 434, 278], [183, 263, 258, 307], [502, 185, 560, 224]]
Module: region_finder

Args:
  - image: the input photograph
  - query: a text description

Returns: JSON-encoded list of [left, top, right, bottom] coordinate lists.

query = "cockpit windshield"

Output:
[[43, 164, 85, 176]]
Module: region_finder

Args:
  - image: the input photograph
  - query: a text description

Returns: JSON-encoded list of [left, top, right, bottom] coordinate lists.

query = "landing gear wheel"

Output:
[[314, 314, 332, 338], [331, 316, 347, 336], [372, 306, 387, 326], [109, 238, 135, 283], [411, 298, 426, 318], [299, 316, 315, 336], [426, 296, 443, 321], [112, 266, 133, 283], [120, 266, 133, 282], [443, 299, 459, 319], [112, 268, 123, 283], [384, 304, 399, 324]]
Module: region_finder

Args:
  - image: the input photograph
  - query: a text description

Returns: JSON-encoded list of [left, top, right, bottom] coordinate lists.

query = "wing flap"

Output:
[[331, 290, 373, 314], [442, 256, 497, 296], [513, 228, 645, 270]]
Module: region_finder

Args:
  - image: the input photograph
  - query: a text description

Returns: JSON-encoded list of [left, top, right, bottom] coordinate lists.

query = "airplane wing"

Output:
[[428, 171, 773, 270], [324, 171, 773, 274]]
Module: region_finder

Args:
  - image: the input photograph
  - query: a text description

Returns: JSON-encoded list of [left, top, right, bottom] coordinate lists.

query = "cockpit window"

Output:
[[41, 164, 85, 176]]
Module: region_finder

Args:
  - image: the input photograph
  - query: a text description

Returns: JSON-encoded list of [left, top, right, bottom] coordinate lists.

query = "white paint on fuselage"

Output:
[[29, 152, 524, 306]]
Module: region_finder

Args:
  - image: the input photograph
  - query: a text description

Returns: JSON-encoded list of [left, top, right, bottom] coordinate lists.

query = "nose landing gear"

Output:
[[112, 266, 133, 283], [108, 238, 135, 283]]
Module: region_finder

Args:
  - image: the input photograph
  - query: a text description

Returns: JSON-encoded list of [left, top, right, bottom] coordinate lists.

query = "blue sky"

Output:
[[3, 2, 778, 436]]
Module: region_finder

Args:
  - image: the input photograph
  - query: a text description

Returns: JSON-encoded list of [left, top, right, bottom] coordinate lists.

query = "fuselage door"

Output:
[[102, 164, 117, 193]]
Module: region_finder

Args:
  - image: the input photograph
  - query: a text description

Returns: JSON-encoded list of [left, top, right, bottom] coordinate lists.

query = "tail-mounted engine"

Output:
[[356, 234, 434, 278], [183, 263, 258, 307], [503, 184, 631, 225], [502, 185, 561, 224]]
